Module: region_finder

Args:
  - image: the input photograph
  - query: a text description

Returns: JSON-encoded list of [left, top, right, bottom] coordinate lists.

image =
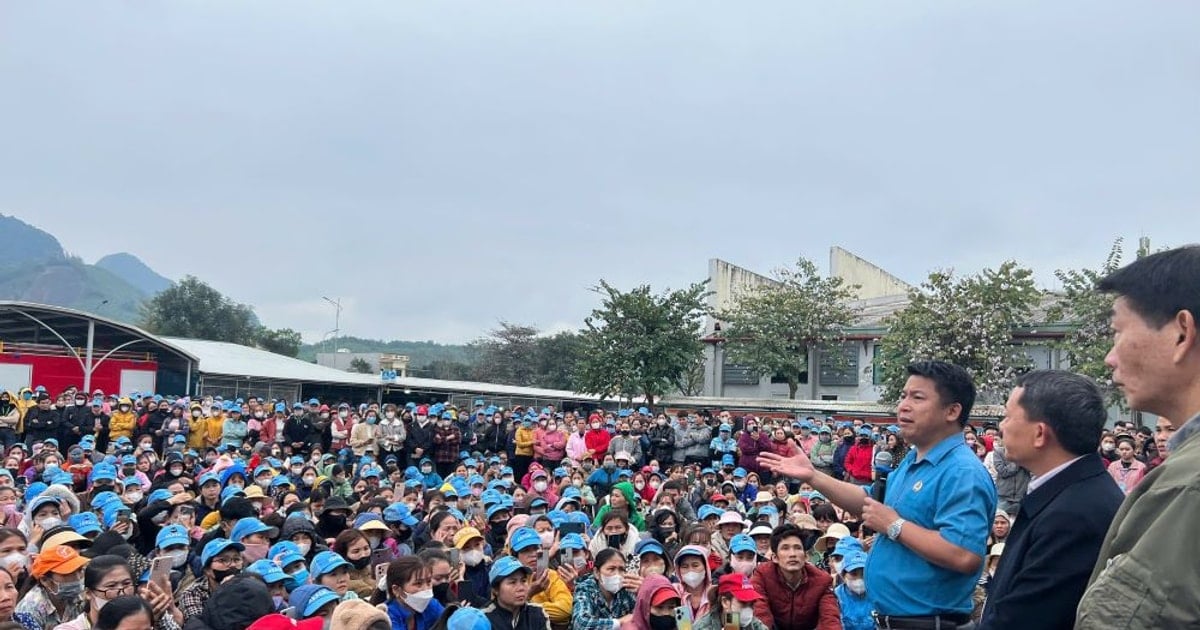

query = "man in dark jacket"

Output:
[[407, 408, 436, 463], [284, 404, 313, 456], [979, 371, 1123, 630], [22, 394, 60, 445], [59, 392, 91, 450], [831, 426, 854, 480], [647, 416, 676, 465]]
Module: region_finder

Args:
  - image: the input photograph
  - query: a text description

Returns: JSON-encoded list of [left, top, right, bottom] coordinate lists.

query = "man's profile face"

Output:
[[1106, 296, 1184, 414]]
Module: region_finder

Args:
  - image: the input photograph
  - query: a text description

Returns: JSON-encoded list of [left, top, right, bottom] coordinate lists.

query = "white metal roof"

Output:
[[385, 375, 616, 402], [163, 337, 381, 386]]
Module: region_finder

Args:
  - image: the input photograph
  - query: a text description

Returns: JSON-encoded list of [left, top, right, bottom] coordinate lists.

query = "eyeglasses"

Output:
[[95, 580, 134, 598], [211, 555, 243, 568]]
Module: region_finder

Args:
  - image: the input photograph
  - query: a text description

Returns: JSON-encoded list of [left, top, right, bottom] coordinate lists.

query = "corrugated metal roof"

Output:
[[386, 374, 612, 402], [163, 337, 381, 386]]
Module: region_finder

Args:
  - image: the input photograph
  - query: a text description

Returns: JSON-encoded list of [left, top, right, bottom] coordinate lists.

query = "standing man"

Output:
[[978, 370, 1122, 630], [760, 361, 995, 629], [1077, 246, 1200, 628]]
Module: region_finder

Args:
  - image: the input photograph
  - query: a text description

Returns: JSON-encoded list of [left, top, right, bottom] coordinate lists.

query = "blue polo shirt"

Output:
[[864, 433, 997, 616]]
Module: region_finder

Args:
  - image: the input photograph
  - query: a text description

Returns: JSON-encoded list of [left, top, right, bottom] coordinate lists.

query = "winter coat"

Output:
[[377, 417, 406, 452], [770, 438, 798, 459], [584, 428, 612, 461], [514, 426, 536, 457], [23, 406, 60, 443], [737, 432, 772, 474], [833, 437, 854, 479], [810, 437, 837, 470], [607, 434, 643, 464], [433, 425, 462, 463], [750, 562, 841, 630], [991, 446, 1030, 508], [534, 428, 567, 462], [330, 415, 352, 450], [844, 442, 875, 482], [408, 419, 436, 460], [476, 421, 508, 455], [647, 424, 676, 464], [673, 424, 711, 463], [221, 419, 248, 449], [284, 415, 312, 448], [566, 431, 589, 463], [350, 421, 378, 456]]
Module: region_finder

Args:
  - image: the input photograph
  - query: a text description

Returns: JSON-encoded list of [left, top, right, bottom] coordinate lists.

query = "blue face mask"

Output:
[[287, 569, 309, 592]]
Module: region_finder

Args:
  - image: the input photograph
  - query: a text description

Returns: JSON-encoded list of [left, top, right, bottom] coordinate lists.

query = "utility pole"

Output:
[[322, 296, 342, 355]]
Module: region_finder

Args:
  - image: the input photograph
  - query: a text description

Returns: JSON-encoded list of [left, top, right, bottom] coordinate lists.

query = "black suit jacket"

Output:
[[978, 453, 1124, 630]]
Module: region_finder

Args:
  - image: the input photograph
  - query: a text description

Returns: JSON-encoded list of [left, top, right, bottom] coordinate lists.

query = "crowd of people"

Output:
[[0, 244, 1196, 630]]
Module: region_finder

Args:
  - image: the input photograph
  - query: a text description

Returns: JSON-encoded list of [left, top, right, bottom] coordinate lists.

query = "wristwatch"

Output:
[[886, 518, 907, 541]]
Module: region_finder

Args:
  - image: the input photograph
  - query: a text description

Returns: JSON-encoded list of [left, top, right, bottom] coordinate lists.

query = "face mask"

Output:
[[0, 552, 28, 571], [539, 532, 554, 548], [273, 595, 285, 610], [52, 578, 84, 599], [404, 588, 435, 612], [421, 466, 432, 474], [600, 574, 623, 594], [572, 555, 588, 571], [591, 423, 601, 430], [739, 606, 756, 627], [302, 476, 315, 486], [288, 568, 310, 589], [366, 416, 377, 424], [385, 412, 396, 420], [254, 412, 265, 419], [846, 577, 866, 595], [37, 516, 63, 530], [603, 462, 616, 471], [620, 430, 630, 436], [350, 555, 370, 570], [126, 491, 143, 503], [295, 542, 312, 557], [291, 466, 303, 475], [829, 560, 842, 575], [320, 513, 348, 531], [242, 543, 268, 562], [731, 558, 756, 576], [167, 550, 189, 569], [634, 482, 645, 490], [212, 567, 240, 583], [650, 613, 676, 630], [533, 481, 548, 493], [547, 425, 556, 432], [339, 411, 349, 419], [572, 479, 583, 488], [657, 419, 667, 427], [606, 533, 627, 549], [681, 571, 705, 589]]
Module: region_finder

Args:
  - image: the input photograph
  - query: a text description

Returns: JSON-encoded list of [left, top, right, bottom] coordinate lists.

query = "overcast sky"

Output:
[[2, 2, 1197, 344]]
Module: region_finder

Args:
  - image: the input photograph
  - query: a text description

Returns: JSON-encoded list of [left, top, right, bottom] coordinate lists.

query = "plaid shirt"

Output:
[[570, 575, 636, 630], [177, 578, 212, 619]]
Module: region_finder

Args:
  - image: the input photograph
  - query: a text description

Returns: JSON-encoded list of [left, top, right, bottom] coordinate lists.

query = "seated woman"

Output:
[[693, 573, 769, 630], [572, 549, 638, 630]]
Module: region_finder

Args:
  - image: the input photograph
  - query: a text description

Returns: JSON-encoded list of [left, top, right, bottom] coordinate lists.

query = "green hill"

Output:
[[0, 257, 147, 322], [298, 336, 480, 367], [96, 252, 173, 295]]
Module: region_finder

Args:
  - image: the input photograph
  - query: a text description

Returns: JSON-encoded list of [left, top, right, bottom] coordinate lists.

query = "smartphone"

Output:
[[370, 548, 393, 570], [559, 548, 573, 568], [559, 522, 585, 537], [374, 562, 388, 582], [536, 550, 548, 574], [722, 611, 738, 630], [149, 555, 172, 590], [674, 606, 693, 630], [448, 548, 460, 567]]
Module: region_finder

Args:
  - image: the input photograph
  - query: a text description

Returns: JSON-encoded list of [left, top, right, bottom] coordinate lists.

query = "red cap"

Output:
[[416, 405, 429, 415], [247, 614, 324, 630], [711, 493, 726, 502], [717, 573, 764, 603], [650, 585, 680, 606]]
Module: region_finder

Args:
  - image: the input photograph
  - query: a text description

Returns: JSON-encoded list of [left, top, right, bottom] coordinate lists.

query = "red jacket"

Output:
[[844, 443, 875, 482], [750, 562, 841, 630], [584, 429, 612, 459]]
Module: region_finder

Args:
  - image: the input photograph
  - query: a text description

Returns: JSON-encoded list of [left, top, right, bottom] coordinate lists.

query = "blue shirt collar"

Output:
[[912, 432, 966, 466]]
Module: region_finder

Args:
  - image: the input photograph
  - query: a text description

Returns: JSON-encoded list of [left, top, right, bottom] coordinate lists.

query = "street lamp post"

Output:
[[322, 296, 342, 355]]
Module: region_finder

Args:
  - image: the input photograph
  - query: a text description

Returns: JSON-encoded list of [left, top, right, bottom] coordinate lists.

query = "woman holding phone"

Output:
[[692, 573, 769, 630], [571, 549, 638, 630]]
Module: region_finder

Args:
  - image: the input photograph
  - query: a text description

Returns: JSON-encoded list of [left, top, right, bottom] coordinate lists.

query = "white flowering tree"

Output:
[[877, 261, 1041, 404], [718, 257, 860, 399]]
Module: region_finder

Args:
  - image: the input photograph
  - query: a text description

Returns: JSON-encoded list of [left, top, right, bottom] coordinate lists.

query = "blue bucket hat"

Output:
[[156, 524, 190, 549], [200, 538, 245, 567], [488, 556, 532, 585], [309, 550, 351, 579]]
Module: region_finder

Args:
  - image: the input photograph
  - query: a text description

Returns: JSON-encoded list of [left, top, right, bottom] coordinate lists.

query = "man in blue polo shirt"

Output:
[[761, 360, 996, 630]]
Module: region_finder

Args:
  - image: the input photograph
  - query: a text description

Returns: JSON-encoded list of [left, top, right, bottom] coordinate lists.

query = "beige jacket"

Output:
[[1076, 412, 1200, 628]]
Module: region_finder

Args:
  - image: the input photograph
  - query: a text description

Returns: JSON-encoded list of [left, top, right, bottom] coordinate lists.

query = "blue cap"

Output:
[[230, 517, 278, 543], [268, 541, 301, 562], [486, 503, 511, 520], [309, 550, 351, 579], [833, 536, 864, 558], [842, 549, 868, 573], [446, 607, 491, 630], [701, 467, 715, 476], [560, 486, 582, 500], [220, 486, 245, 504], [120, 455, 136, 466], [857, 427, 872, 436], [353, 513, 386, 529], [274, 403, 286, 413], [68, 512, 103, 536], [289, 584, 339, 618], [719, 424, 732, 433], [147, 488, 174, 505], [246, 559, 290, 584], [698, 505, 724, 520], [307, 398, 319, 406], [508, 527, 541, 552], [28, 494, 61, 515], [721, 454, 735, 466], [89, 462, 118, 484], [254, 465, 275, 478], [730, 534, 757, 555], [634, 538, 665, 557], [559, 533, 586, 551], [732, 467, 747, 478], [546, 510, 568, 528], [91, 491, 122, 514], [102, 503, 133, 528], [271, 476, 294, 489], [617, 409, 631, 418], [382, 503, 419, 527], [200, 538, 245, 567], [488, 556, 532, 585], [198, 472, 221, 487], [156, 524, 190, 549]]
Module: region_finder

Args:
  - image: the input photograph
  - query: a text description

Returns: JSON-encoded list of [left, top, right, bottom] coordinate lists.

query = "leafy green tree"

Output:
[[718, 257, 860, 398], [534, 330, 585, 391], [877, 261, 1041, 404], [347, 357, 374, 374], [257, 327, 302, 358], [470, 322, 541, 386], [140, 275, 260, 345], [573, 280, 711, 404], [422, 360, 474, 380]]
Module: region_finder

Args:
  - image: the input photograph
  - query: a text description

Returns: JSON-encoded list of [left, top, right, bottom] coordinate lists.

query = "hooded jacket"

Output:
[[0, 392, 18, 430], [14, 388, 35, 433], [108, 398, 138, 441], [624, 574, 675, 630], [279, 515, 329, 559], [591, 481, 646, 532], [673, 545, 714, 622]]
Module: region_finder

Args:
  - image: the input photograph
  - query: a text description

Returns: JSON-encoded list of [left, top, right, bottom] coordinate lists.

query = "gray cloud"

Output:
[[2, 1, 1196, 342]]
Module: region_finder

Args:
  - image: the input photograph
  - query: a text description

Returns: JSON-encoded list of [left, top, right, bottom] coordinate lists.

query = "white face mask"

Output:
[[166, 550, 189, 568], [572, 556, 588, 570], [37, 516, 63, 530], [0, 552, 28, 570], [731, 558, 756, 576], [295, 542, 311, 557], [829, 560, 842, 575], [846, 577, 866, 595], [738, 606, 755, 627], [533, 481, 548, 493], [600, 574, 623, 594], [539, 532, 554, 548], [681, 571, 705, 588], [404, 588, 435, 612], [91, 593, 110, 611], [462, 550, 485, 567]]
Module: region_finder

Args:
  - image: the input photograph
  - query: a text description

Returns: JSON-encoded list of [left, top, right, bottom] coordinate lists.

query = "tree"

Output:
[[573, 279, 711, 405], [257, 327, 302, 358], [534, 330, 585, 391], [1049, 237, 1165, 409], [877, 261, 1042, 404], [140, 276, 260, 345], [422, 360, 474, 380], [470, 322, 541, 387], [347, 357, 374, 374], [718, 257, 860, 398]]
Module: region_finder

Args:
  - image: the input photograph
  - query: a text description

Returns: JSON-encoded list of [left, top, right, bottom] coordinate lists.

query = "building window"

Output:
[[722, 360, 760, 386], [770, 370, 808, 385], [872, 343, 884, 386], [819, 342, 859, 387]]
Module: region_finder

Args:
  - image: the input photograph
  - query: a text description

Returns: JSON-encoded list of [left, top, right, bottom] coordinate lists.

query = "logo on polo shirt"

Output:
[[912, 481, 924, 492]]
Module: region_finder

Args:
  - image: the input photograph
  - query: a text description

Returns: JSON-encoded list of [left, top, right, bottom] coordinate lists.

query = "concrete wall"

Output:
[[830, 246, 913, 300], [705, 259, 780, 333]]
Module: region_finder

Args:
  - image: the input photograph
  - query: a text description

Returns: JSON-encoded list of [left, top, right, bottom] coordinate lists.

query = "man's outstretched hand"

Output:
[[758, 449, 815, 482]]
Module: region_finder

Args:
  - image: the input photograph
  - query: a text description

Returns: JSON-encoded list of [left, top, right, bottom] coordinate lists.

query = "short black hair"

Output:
[[1097, 245, 1200, 329], [1015, 370, 1107, 456], [94, 595, 154, 630], [906, 361, 976, 426], [769, 523, 805, 553]]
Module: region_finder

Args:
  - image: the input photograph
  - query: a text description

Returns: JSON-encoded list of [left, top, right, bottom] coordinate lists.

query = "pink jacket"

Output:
[[1107, 459, 1147, 494], [536, 429, 568, 461]]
